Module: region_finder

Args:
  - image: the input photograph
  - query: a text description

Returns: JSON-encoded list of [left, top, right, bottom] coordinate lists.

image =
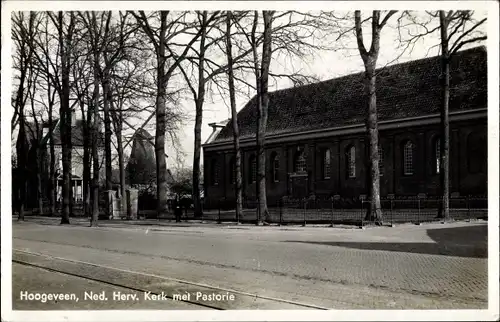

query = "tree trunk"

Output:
[[59, 12, 71, 225], [226, 11, 243, 223], [256, 11, 273, 223], [36, 145, 44, 214], [438, 10, 450, 220], [102, 75, 113, 219], [114, 106, 126, 216], [355, 10, 388, 223], [48, 108, 56, 216], [47, 86, 57, 217], [103, 77, 113, 190], [193, 11, 208, 218], [156, 11, 169, 217], [82, 99, 92, 218], [16, 45, 28, 221], [364, 66, 382, 222], [90, 54, 101, 227], [17, 115, 27, 221]]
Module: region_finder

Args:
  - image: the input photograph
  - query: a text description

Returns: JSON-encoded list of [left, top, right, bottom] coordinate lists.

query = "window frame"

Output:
[[271, 153, 280, 182], [294, 151, 307, 173], [434, 137, 441, 175], [346, 145, 356, 179], [323, 148, 331, 179], [378, 146, 384, 177], [403, 140, 414, 176]]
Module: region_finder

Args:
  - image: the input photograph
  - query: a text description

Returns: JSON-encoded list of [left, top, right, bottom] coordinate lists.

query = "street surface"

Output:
[[11, 217, 488, 309]]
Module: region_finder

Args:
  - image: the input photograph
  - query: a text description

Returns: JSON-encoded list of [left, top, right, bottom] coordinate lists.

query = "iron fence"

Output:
[[20, 193, 488, 227], [188, 195, 488, 226]]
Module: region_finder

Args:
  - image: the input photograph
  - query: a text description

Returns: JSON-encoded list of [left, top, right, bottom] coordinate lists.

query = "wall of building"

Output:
[[203, 119, 487, 209]]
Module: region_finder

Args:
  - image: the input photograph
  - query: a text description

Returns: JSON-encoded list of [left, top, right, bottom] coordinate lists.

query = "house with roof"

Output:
[[15, 110, 105, 207], [202, 46, 487, 209], [50, 111, 105, 203]]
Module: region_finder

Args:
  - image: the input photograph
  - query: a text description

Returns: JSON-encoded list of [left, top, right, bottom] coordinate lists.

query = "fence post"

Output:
[[417, 198, 421, 225], [330, 198, 334, 227], [390, 199, 394, 226], [303, 198, 307, 227], [467, 195, 471, 222], [217, 199, 221, 224], [279, 198, 283, 226]]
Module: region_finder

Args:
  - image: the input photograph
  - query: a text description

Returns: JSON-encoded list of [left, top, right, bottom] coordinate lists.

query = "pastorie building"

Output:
[[202, 46, 487, 209]]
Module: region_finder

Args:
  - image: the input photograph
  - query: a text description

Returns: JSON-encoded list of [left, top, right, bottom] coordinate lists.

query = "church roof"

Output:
[[209, 46, 487, 144]]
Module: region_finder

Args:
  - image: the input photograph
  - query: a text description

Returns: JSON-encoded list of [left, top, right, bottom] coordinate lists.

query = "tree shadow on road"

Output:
[[284, 224, 487, 258]]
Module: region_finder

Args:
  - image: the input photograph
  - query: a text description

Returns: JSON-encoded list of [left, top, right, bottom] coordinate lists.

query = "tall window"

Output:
[[249, 155, 257, 183], [323, 149, 331, 179], [403, 141, 414, 175], [294, 151, 306, 173], [271, 153, 279, 182], [378, 146, 384, 176], [435, 138, 441, 175], [346, 145, 356, 178], [211, 160, 220, 185]]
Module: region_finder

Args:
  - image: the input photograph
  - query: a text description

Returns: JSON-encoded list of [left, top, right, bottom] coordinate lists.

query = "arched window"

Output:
[[229, 157, 236, 184], [211, 159, 220, 185], [294, 151, 306, 173], [249, 154, 257, 183], [271, 153, 279, 182], [378, 146, 384, 177], [346, 145, 356, 178], [467, 132, 486, 174], [403, 140, 414, 175], [323, 149, 331, 179], [434, 137, 441, 175]]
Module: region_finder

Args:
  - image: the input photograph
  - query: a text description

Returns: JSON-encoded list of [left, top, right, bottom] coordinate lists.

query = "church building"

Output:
[[202, 46, 487, 209]]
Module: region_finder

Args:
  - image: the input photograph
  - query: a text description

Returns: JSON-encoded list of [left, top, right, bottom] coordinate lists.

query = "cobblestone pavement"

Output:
[[11, 218, 488, 309]]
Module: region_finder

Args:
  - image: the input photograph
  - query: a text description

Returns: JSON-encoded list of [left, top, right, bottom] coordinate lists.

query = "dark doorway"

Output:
[[290, 173, 308, 199]]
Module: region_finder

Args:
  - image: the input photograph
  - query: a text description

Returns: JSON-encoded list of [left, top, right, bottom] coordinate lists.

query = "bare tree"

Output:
[[175, 11, 213, 218], [25, 64, 43, 215], [80, 11, 139, 220], [225, 11, 243, 223], [250, 11, 275, 224], [12, 12, 40, 220], [83, 11, 104, 226], [436, 11, 486, 220], [131, 11, 218, 217], [29, 13, 63, 218], [51, 11, 76, 224], [397, 11, 486, 219], [11, 13, 40, 134], [354, 10, 397, 223]]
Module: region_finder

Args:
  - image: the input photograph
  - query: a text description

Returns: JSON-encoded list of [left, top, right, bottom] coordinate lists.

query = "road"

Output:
[[11, 218, 488, 310]]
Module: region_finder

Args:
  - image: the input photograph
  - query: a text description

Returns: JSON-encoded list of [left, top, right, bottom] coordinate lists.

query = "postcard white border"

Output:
[[1, 1, 499, 321]]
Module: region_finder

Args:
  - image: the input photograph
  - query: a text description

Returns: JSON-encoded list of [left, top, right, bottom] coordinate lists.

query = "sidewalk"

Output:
[[12, 215, 361, 231], [12, 214, 488, 235]]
